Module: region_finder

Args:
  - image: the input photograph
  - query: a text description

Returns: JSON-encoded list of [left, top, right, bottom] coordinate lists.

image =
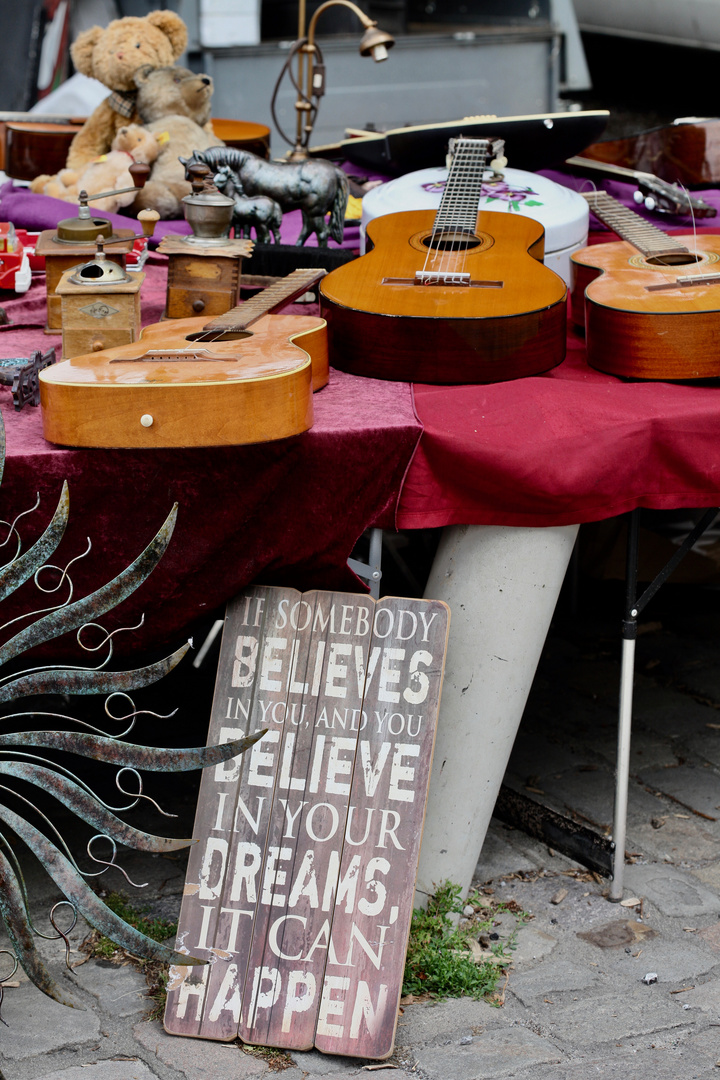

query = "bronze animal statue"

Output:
[[182, 147, 348, 246], [213, 163, 283, 243]]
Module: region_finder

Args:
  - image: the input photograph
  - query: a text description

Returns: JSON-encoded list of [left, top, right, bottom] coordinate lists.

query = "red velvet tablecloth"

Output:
[[4, 222, 720, 655], [399, 323, 720, 529]]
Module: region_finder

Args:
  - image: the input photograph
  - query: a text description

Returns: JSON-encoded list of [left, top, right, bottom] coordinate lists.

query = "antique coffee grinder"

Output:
[[35, 163, 152, 334], [158, 163, 252, 319], [55, 208, 159, 359]]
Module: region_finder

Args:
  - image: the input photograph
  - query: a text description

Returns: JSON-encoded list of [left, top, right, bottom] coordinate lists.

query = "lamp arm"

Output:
[[307, 0, 375, 42]]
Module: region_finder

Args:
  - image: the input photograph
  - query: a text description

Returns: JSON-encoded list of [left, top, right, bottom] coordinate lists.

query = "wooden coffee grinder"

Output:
[[35, 162, 152, 334], [55, 209, 159, 359], [158, 163, 253, 319]]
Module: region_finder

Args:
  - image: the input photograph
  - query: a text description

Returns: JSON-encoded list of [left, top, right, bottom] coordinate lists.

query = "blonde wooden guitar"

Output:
[[571, 192, 720, 379], [39, 269, 328, 448], [320, 137, 568, 384]]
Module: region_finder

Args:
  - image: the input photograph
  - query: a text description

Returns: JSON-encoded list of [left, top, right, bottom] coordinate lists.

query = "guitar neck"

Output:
[[581, 190, 690, 259], [203, 268, 327, 333], [434, 137, 504, 234]]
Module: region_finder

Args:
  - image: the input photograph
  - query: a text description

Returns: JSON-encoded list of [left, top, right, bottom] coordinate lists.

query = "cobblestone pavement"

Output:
[[3, 575, 720, 1079]]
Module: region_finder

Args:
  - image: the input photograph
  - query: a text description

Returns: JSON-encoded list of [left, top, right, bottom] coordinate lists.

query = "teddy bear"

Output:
[[131, 65, 225, 219], [31, 124, 160, 212], [63, 11, 188, 172]]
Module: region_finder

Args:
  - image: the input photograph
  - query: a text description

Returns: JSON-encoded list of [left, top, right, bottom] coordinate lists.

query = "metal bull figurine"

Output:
[[182, 147, 349, 246]]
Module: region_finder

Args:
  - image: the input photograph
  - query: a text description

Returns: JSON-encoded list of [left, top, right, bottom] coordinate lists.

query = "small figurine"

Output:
[[184, 147, 348, 247], [213, 164, 282, 243], [0, 348, 55, 409]]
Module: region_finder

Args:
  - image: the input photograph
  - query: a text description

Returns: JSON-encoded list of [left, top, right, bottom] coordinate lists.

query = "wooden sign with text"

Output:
[[164, 586, 449, 1058]]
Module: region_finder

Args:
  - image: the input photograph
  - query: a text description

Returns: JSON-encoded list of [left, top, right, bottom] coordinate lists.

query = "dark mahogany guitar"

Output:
[[320, 137, 568, 384], [571, 191, 720, 379]]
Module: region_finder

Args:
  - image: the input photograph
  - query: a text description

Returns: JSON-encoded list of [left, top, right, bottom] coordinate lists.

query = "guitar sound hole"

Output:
[[423, 229, 481, 251], [646, 253, 702, 266], [186, 330, 252, 342]]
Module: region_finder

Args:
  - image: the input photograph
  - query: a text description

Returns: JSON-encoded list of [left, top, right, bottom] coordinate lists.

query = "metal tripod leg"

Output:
[[610, 506, 720, 900]]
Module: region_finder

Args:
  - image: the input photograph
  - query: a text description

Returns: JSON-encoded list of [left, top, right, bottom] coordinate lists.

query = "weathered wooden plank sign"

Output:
[[164, 586, 449, 1059]]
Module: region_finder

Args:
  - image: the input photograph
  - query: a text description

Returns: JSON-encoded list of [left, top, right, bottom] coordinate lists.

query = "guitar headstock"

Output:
[[447, 136, 507, 174], [633, 173, 717, 218]]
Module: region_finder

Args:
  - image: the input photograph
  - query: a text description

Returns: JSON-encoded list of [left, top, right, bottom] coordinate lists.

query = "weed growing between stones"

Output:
[[402, 881, 529, 1002], [81, 891, 178, 1019]]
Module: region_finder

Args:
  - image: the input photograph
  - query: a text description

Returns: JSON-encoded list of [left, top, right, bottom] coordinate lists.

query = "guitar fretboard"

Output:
[[434, 137, 505, 234], [582, 190, 689, 259], [203, 268, 326, 333]]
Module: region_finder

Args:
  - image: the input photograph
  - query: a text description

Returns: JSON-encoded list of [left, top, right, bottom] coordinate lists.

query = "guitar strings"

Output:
[[679, 180, 701, 271], [423, 138, 493, 281]]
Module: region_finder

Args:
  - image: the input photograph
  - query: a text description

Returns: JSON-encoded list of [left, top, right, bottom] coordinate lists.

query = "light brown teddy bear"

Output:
[[64, 11, 187, 172], [132, 66, 225, 219], [31, 125, 161, 212]]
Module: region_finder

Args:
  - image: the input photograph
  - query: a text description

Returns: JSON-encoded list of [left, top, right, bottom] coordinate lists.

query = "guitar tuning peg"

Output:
[[644, 196, 657, 211], [490, 156, 508, 171], [633, 190, 644, 204]]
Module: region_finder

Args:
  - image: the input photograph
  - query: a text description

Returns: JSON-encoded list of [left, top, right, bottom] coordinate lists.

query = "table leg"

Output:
[[415, 522, 580, 903]]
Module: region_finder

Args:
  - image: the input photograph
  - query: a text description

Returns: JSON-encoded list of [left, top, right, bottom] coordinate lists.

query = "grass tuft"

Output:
[[402, 881, 526, 1002], [81, 891, 178, 1018]]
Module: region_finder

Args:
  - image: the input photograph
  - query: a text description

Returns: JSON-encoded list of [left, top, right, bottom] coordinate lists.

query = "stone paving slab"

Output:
[[35, 1062, 159, 1080], [0, 980, 101, 1062], [132, 1023, 283, 1080], [412, 1024, 564, 1079], [537, 987, 690, 1048], [629, 817, 720, 865], [77, 961, 149, 1018], [638, 763, 720, 819], [623, 863, 720, 918]]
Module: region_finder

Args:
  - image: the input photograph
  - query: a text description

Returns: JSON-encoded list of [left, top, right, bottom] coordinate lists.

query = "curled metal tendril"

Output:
[[0, 493, 41, 561], [48, 901, 78, 970], [0, 950, 19, 1026], [34, 537, 92, 595], [0, 537, 92, 636], [116, 766, 177, 818], [86, 835, 148, 888], [77, 613, 145, 653]]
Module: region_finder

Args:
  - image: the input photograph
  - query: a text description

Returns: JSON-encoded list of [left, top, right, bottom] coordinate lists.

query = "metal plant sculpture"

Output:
[[0, 413, 261, 1011]]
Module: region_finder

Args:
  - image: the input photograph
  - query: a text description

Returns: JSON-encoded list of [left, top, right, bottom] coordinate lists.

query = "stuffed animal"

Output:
[[31, 124, 160, 212], [132, 66, 225, 219], [64, 11, 187, 172]]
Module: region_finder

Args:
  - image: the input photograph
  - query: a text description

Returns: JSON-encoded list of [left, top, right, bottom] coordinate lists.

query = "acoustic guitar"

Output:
[[320, 136, 568, 384], [571, 191, 720, 379], [39, 268, 328, 448]]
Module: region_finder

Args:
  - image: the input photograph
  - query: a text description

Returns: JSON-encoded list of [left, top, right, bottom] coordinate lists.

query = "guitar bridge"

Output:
[[415, 271, 471, 286], [110, 348, 231, 363], [382, 275, 503, 288], [645, 271, 720, 292]]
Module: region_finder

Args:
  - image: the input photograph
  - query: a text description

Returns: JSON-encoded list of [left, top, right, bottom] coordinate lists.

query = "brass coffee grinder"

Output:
[[55, 208, 159, 359], [158, 163, 252, 319], [35, 162, 153, 333]]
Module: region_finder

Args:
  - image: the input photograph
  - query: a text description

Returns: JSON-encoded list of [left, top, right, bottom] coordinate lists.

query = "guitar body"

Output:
[[320, 208, 568, 384], [571, 238, 720, 379], [39, 313, 327, 448]]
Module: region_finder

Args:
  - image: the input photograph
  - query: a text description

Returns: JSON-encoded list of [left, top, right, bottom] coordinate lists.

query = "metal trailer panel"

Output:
[[197, 28, 561, 150]]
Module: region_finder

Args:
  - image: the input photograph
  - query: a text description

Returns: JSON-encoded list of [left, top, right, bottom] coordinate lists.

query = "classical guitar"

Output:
[[39, 269, 328, 448], [320, 137, 568, 385], [571, 191, 720, 379]]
